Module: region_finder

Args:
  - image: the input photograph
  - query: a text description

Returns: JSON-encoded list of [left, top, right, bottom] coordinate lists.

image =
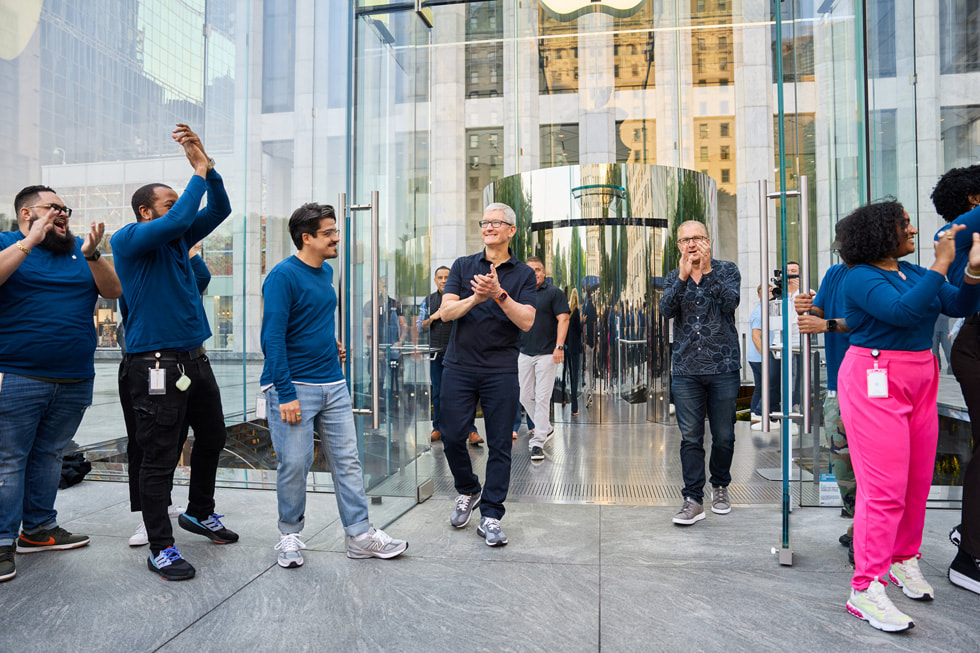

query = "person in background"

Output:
[[566, 288, 584, 417], [836, 200, 980, 632]]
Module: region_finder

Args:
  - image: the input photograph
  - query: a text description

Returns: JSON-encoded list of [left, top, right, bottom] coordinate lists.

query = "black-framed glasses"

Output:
[[677, 236, 708, 245], [317, 228, 340, 238], [478, 219, 513, 229], [28, 203, 72, 217]]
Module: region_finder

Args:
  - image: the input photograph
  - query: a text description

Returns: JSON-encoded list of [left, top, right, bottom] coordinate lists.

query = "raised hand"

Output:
[[81, 221, 105, 257], [172, 123, 209, 174], [795, 290, 815, 315]]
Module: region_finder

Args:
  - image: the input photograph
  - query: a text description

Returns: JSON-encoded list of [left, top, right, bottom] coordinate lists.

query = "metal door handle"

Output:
[[346, 191, 381, 430]]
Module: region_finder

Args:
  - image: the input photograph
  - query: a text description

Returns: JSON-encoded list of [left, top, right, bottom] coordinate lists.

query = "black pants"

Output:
[[120, 352, 227, 554], [950, 318, 980, 558]]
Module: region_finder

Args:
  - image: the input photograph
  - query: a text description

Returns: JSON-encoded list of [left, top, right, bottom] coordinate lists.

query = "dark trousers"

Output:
[[120, 353, 227, 554], [951, 318, 980, 557], [748, 352, 781, 416], [672, 371, 740, 503], [440, 366, 519, 520], [430, 355, 444, 431], [568, 350, 581, 413]]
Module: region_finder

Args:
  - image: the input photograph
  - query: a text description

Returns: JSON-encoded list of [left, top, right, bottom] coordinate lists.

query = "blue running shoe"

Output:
[[147, 546, 195, 581], [178, 513, 239, 544]]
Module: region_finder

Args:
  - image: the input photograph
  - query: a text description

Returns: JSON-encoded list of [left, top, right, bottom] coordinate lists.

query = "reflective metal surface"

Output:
[[485, 164, 717, 424]]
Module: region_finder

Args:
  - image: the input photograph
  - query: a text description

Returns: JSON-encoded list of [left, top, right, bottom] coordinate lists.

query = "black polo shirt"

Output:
[[443, 249, 536, 374], [519, 280, 570, 356]]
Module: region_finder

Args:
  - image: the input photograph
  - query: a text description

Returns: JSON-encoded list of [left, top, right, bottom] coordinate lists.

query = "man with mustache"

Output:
[[0, 185, 122, 583], [111, 123, 235, 581]]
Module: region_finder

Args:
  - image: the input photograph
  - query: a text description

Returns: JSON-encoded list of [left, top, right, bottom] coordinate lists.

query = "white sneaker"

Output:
[[889, 556, 934, 600], [275, 532, 306, 568], [846, 579, 914, 632], [750, 412, 762, 423], [750, 420, 779, 431], [128, 521, 148, 547], [168, 505, 185, 519]]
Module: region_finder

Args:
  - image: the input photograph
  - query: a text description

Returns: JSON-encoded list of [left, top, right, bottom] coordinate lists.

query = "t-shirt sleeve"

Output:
[[444, 259, 463, 296], [552, 287, 570, 315]]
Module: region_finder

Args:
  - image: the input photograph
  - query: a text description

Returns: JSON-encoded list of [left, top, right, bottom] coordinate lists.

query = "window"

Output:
[[699, 124, 708, 138], [721, 169, 730, 183], [700, 146, 709, 161], [719, 56, 728, 71], [720, 123, 729, 137], [470, 135, 479, 149], [720, 145, 730, 160]]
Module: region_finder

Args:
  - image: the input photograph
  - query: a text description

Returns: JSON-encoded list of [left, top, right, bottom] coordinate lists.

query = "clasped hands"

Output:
[[470, 264, 502, 301], [678, 240, 712, 280]]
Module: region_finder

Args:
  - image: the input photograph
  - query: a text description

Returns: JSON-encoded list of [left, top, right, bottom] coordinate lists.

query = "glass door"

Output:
[[346, 3, 432, 513]]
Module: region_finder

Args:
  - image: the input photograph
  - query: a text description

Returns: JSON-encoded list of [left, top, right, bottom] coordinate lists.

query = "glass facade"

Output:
[[1, 0, 974, 512]]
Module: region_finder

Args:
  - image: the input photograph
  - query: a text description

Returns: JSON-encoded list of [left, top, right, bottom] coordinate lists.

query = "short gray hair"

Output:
[[484, 202, 517, 225], [677, 219, 708, 236]]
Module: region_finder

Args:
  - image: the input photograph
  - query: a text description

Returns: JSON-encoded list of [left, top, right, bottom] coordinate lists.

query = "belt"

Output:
[[126, 346, 207, 362]]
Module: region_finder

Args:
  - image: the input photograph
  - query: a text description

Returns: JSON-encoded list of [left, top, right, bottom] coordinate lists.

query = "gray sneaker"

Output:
[[711, 485, 731, 514], [275, 532, 306, 568], [672, 497, 706, 525], [477, 516, 508, 546], [450, 490, 481, 528], [346, 527, 408, 559]]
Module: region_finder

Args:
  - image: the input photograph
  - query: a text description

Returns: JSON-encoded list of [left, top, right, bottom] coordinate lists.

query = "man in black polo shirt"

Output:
[[439, 203, 536, 546], [518, 256, 569, 462]]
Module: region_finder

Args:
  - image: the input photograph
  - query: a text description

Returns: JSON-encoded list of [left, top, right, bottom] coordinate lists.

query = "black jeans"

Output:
[[951, 318, 980, 558], [120, 352, 227, 554]]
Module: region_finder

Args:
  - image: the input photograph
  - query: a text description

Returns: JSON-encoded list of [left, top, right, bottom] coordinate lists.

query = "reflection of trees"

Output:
[[665, 173, 709, 273], [394, 241, 427, 300], [568, 225, 585, 293], [492, 174, 533, 259]]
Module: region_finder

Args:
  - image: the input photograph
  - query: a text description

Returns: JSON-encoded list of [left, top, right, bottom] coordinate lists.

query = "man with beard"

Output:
[[111, 124, 235, 581], [0, 185, 122, 583]]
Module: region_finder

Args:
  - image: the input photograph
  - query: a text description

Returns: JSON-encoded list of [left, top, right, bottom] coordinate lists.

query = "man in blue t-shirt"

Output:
[[111, 124, 237, 581], [0, 184, 121, 583], [440, 203, 537, 546], [260, 203, 406, 569]]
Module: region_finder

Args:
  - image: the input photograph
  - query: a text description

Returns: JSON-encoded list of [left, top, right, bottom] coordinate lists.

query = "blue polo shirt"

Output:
[[443, 249, 536, 374], [812, 264, 850, 391], [0, 233, 98, 379], [936, 204, 980, 289]]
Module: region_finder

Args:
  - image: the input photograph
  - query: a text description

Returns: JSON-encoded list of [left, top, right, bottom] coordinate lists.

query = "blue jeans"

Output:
[[0, 373, 93, 545], [440, 367, 519, 520], [748, 353, 780, 416], [672, 371, 740, 503], [265, 383, 370, 537], [513, 404, 534, 433]]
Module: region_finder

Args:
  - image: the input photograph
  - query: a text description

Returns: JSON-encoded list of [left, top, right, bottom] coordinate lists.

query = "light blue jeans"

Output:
[[0, 373, 93, 545], [265, 383, 370, 537]]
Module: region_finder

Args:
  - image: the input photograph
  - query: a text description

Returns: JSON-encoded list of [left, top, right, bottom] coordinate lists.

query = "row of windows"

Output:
[[699, 123, 731, 138]]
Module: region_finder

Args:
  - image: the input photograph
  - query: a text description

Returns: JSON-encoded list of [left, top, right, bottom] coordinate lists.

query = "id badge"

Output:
[[149, 367, 166, 395], [867, 368, 888, 398], [256, 392, 268, 420]]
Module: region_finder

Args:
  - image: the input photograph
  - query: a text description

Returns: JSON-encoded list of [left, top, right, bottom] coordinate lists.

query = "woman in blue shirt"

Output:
[[836, 200, 980, 632]]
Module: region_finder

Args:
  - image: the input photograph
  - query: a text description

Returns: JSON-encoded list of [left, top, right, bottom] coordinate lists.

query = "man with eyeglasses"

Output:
[[0, 185, 122, 583], [660, 220, 741, 526], [111, 124, 236, 580], [439, 203, 536, 546], [260, 203, 407, 569]]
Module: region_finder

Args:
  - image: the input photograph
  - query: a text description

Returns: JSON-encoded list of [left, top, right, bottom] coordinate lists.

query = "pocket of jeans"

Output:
[[134, 401, 180, 427]]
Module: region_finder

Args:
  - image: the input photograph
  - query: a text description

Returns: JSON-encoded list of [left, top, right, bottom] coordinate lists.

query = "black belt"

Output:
[[126, 346, 207, 361]]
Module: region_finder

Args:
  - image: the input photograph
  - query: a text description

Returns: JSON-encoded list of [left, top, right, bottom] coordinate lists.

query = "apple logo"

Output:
[[540, 0, 647, 21]]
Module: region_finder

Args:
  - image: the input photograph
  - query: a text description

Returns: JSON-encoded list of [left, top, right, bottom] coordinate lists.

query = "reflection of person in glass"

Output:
[[362, 277, 407, 404], [836, 201, 980, 632], [566, 288, 583, 416], [439, 203, 536, 547], [659, 220, 740, 527]]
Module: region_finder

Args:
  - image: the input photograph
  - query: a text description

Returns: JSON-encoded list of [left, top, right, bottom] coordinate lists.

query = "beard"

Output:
[[37, 227, 77, 255]]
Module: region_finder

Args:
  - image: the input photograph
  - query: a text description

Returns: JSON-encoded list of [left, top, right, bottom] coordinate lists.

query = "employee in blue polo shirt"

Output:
[[439, 203, 536, 546], [111, 124, 237, 581]]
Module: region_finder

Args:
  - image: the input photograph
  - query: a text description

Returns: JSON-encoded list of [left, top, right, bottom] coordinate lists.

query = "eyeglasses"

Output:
[[317, 228, 340, 238], [28, 204, 72, 217], [478, 219, 513, 229], [677, 236, 708, 245]]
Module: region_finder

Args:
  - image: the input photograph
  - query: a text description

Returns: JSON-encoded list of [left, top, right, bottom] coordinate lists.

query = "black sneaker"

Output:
[[178, 513, 239, 544], [0, 545, 15, 582], [839, 533, 853, 547], [16, 526, 90, 553], [949, 549, 980, 595], [147, 546, 196, 581], [849, 541, 855, 566], [530, 446, 544, 461]]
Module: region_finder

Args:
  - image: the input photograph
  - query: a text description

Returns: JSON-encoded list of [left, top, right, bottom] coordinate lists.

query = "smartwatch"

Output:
[[84, 250, 102, 262], [826, 319, 838, 333], [494, 290, 508, 304], [207, 157, 216, 171], [555, 345, 567, 351]]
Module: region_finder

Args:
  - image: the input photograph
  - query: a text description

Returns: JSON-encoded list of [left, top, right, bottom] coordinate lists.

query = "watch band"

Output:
[[85, 250, 101, 262], [494, 290, 508, 304]]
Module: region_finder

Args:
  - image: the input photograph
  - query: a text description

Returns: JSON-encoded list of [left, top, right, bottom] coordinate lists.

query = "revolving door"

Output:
[[485, 164, 717, 424]]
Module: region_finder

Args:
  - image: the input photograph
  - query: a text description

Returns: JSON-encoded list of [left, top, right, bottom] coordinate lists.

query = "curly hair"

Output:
[[931, 164, 980, 222], [835, 200, 906, 265]]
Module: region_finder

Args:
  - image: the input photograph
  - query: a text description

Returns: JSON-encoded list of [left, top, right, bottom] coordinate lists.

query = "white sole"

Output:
[[711, 505, 731, 515], [846, 602, 913, 632], [672, 512, 706, 525], [949, 568, 980, 594]]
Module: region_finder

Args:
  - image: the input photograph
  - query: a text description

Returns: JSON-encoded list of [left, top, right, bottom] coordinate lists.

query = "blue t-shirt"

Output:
[[843, 261, 980, 351], [110, 172, 231, 353], [260, 256, 344, 403], [935, 204, 980, 289], [519, 280, 570, 356], [0, 232, 98, 378], [747, 302, 764, 363], [812, 264, 850, 390], [443, 249, 537, 374]]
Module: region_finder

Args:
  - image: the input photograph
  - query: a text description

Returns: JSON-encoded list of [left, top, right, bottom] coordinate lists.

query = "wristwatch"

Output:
[[84, 250, 102, 262], [207, 157, 216, 171], [555, 345, 567, 351], [494, 290, 508, 304], [826, 319, 838, 333]]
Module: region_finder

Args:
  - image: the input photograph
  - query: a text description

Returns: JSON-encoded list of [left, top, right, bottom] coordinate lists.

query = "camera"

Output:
[[770, 269, 799, 299]]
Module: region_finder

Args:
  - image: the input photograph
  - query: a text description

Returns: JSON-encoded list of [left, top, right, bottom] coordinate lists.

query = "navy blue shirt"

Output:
[[844, 262, 980, 351], [443, 249, 537, 374], [936, 204, 980, 289], [812, 264, 850, 391], [659, 259, 741, 375], [520, 280, 570, 356], [260, 256, 344, 403]]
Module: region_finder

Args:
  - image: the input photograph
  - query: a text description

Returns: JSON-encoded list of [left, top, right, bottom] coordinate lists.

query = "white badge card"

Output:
[[256, 393, 268, 420], [867, 368, 888, 398], [149, 367, 167, 395]]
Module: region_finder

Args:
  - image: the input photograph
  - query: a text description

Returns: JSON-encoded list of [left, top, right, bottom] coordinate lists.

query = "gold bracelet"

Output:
[[16, 241, 30, 255]]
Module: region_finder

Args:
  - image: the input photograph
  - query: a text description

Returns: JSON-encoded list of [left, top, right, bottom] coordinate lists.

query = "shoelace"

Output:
[[201, 514, 225, 530], [897, 558, 926, 584], [275, 533, 306, 553], [155, 546, 183, 566], [483, 518, 501, 533], [716, 488, 728, 503], [455, 495, 472, 512]]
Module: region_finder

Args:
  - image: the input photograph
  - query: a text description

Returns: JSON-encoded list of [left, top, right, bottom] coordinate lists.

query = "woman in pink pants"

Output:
[[836, 200, 980, 632]]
